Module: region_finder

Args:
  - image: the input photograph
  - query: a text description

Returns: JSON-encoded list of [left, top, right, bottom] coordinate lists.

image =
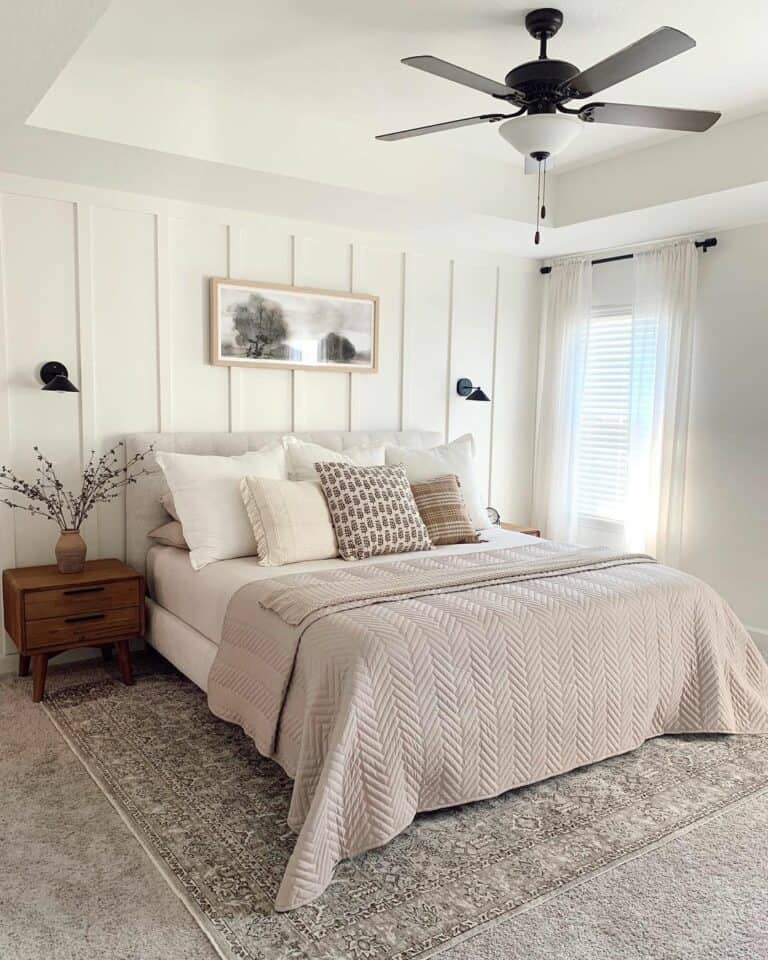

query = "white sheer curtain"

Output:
[[627, 239, 698, 564], [532, 257, 591, 542], [532, 240, 698, 564]]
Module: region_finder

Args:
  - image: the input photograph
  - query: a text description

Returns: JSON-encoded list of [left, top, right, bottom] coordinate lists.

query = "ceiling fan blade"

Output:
[[376, 114, 508, 141], [567, 27, 696, 98], [402, 55, 519, 99], [580, 102, 721, 132]]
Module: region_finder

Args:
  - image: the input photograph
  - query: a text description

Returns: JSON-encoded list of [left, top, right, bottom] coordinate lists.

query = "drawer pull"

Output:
[[63, 586, 105, 596], [64, 613, 106, 624]]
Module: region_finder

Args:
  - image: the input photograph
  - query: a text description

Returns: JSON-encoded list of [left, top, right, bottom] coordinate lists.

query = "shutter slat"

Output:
[[575, 309, 657, 527]]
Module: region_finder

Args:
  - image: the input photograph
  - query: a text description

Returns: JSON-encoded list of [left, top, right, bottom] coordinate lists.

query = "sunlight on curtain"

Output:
[[632, 240, 699, 564], [535, 241, 698, 564], [532, 257, 591, 542]]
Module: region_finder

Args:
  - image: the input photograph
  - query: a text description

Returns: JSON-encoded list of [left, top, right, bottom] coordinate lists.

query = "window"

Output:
[[573, 305, 659, 548]]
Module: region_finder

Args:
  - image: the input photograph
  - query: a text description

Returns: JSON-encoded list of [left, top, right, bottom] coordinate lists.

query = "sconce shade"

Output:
[[457, 378, 491, 401], [466, 386, 491, 402], [40, 361, 79, 393]]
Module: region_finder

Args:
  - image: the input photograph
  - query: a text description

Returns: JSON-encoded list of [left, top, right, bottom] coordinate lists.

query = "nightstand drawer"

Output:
[[24, 580, 140, 621], [26, 606, 142, 650]]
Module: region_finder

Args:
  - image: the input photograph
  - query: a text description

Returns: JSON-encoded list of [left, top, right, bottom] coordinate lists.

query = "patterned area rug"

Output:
[[42, 656, 768, 960]]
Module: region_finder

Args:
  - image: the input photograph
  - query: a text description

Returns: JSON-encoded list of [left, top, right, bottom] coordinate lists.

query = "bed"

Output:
[[128, 429, 444, 691], [126, 430, 768, 913]]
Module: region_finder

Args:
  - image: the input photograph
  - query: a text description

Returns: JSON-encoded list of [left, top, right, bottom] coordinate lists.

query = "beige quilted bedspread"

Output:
[[207, 540, 768, 911]]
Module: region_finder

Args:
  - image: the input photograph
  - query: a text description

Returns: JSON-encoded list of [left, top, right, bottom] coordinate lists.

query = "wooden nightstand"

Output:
[[2, 559, 145, 702], [500, 522, 542, 537]]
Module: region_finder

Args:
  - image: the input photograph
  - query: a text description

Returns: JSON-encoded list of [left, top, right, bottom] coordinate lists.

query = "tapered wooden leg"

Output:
[[115, 639, 134, 686], [32, 654, 48, 702], [18, 654, 30, 677], [100, 645, 113, 663]]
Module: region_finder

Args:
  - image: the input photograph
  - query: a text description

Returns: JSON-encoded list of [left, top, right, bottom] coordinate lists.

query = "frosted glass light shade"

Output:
[[498, 114, 582, 159]]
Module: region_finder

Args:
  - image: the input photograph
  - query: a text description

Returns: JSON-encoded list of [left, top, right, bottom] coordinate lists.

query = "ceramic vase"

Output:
[[55, 529, 87, 574]]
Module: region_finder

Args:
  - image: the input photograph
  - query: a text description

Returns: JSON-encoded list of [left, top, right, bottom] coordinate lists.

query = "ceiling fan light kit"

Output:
[[497, 113, 581, 158], [377, 7, 721, 246]]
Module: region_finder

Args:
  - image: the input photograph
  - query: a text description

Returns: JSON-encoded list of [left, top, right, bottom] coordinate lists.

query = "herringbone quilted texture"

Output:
[[207, 542, 768, 912]]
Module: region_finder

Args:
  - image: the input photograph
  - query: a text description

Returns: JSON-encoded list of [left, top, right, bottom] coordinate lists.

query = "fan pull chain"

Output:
[[541, 163, 547, 220], [534, 159, 542, 245]]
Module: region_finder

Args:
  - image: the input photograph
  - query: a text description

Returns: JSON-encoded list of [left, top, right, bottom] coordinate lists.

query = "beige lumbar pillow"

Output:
[[240, 476, 338, 566]]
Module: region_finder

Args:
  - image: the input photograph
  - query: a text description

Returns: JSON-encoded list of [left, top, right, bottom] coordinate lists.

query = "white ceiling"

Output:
[[28, 0, 768, 178], [1, 0, 767, 259]]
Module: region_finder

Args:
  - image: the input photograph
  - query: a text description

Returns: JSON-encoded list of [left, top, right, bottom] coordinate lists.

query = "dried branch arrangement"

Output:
[[0, 442, 153, 531]]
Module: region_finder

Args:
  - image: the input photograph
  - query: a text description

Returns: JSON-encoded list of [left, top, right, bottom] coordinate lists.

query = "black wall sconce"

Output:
[[456, 378, 490, 402], [40, 361, 79, 393]]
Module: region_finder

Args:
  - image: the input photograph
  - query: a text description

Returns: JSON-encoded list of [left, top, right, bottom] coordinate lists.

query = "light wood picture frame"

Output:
[[210, 277, 379, 373]]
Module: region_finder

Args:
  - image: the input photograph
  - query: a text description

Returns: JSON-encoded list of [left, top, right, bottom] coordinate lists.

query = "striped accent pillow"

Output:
[[410, 474, 480, 546]]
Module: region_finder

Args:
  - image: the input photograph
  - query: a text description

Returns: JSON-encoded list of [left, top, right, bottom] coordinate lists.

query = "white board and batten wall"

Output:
[[0, 172, 541, 670]]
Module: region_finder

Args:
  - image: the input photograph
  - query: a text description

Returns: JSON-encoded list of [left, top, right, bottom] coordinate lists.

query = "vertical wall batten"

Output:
[[292, 236, 353, 432], [227, 224, 243, 432], [444, 259, 455, 442], [347, 244, 355, 431], [290, 234, 297, 432], [398, 252, 406, 431], [401, 253, 452, 437], [74, 203, 100, 559], [237, 226, 293, 432], [155, 214, 172, 431], [487, 266, 501, 504], [350, 244, 403, 432], [0, 197, 16, 655]]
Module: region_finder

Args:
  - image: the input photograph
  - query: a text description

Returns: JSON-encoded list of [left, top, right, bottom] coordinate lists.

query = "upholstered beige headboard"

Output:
[[124, 430, 442, 572]]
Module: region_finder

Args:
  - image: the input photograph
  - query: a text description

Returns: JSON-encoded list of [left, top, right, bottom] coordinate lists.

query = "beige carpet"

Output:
[[2, 653, 768, 959]]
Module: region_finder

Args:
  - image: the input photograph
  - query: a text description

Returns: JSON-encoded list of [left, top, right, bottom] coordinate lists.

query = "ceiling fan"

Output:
[[376, 8, 721, 243]]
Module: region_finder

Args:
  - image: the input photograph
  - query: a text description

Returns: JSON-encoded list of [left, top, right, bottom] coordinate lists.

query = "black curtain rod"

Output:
[[539, 237, 717, 275]]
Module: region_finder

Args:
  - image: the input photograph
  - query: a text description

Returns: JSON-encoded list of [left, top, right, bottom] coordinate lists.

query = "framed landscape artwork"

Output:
[[210, 278, 378, 373]]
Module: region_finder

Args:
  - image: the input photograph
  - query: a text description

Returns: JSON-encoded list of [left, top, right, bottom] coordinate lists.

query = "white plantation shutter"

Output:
[[573, 306, 659, 548]]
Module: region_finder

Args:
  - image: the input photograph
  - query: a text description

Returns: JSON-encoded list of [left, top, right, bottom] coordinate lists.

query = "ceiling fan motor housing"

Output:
[[503, 59, 579, 106]]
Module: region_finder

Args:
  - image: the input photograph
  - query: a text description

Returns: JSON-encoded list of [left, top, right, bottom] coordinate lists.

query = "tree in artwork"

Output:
[[231, 293, 289, 359], [321, 332, 356, 363]]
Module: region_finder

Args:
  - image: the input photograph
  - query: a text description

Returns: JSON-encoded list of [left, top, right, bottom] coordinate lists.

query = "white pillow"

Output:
[[283, 436, 386, 482], [241, 476, 338, 566], [160, 492, 179, 521], [155, 444, 287, 570], [386, 434, 488, 530]]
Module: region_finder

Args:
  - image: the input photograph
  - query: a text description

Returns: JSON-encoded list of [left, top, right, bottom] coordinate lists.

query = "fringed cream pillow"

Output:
[[240, 476, 338, 566]]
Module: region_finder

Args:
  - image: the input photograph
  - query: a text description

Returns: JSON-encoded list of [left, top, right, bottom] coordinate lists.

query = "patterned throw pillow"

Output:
[[316, 462, 432, 561], [410, 474, 480, 546]]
